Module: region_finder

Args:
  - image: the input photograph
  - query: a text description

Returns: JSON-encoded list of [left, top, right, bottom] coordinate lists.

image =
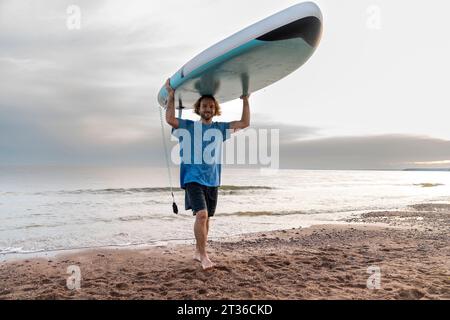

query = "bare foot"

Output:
[[193, 250, 201, 263], [201, 256, 216, 271]]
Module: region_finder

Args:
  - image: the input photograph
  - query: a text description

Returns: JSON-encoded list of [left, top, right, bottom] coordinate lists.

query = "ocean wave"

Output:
[[0, 247, 38, 255], [0, 192, 19, 196], [61, 187, 176, 195], [118, 215, 145, 222], [219, 210, 307, 217], [117, 215, 179, 222], [220, 185, 273, 191], [218, 206, 390, 218], [54, 185, 274, 195], [0, 237, 196, 258], [0, 223, 68, 232]]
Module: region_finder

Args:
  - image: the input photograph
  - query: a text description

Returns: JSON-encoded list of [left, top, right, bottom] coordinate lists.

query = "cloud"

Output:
[[280, 134, 450, 170], [0, 0, 192, 166], [0, 0, 322, 167], [1, 0, 449, 169]]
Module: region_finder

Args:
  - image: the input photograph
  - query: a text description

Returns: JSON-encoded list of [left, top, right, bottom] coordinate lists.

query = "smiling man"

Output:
[[165, 79, 250, 270]]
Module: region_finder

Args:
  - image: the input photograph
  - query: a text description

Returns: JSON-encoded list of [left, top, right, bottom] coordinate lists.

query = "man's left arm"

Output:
[[230, 95, 251, 131]]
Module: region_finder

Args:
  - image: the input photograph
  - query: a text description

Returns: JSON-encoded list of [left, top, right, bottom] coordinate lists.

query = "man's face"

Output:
[[199, 98, 216, 121]]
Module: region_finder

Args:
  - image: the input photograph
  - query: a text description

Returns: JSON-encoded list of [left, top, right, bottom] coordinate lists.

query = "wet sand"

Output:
[[0, 203, 449, 300]]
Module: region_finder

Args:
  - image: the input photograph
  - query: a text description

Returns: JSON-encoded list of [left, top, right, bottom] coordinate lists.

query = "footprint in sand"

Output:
[[215, 265, 231, 272], [397, 288, 426, 300], [115, 283, 129, 290]]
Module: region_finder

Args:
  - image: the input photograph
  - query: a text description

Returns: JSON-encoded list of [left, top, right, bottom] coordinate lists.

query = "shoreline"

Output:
[[0, 204, 434, 263], [0, 203, 448, 300], [0, 220, 393, 264], [0, 210, 380, 263]]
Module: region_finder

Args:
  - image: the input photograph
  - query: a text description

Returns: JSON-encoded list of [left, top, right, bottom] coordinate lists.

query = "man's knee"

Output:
[[196, 210, 208, 222]]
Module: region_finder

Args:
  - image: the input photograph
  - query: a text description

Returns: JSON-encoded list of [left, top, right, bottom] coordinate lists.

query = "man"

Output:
[[165, 79, 250, 270]]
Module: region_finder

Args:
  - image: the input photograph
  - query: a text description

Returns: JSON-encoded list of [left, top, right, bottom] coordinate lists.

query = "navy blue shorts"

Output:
[[185, 183, 219, 217]]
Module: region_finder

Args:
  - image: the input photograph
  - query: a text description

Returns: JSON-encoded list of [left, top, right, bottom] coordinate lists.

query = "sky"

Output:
[[1, 0, 449, 169]]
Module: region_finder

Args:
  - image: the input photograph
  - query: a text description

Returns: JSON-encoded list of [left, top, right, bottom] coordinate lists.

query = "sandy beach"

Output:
[[0, 203, 448, 300]]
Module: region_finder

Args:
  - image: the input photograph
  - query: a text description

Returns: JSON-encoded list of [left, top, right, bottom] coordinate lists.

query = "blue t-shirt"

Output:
[[172, 119, 231, 189]]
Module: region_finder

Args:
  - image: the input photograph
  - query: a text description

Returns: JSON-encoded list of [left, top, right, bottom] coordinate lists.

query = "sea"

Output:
[[1, 166, 449, 261]]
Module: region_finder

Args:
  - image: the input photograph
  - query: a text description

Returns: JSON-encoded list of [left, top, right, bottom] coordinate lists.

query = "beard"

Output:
[[201, 112, 213, 121]]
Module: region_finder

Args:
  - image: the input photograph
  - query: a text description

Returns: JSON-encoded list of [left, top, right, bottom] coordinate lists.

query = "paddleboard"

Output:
[[157, 1, 323, 109]]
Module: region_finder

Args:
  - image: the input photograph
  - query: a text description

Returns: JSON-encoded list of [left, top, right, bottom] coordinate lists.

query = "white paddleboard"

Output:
[[158, 1, 323, 109]]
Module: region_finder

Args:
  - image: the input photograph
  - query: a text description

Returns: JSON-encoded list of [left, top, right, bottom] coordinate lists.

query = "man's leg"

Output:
[[194, 215, 203, 262], [194, 218, 210, 261], [194, 210, 215, 270]]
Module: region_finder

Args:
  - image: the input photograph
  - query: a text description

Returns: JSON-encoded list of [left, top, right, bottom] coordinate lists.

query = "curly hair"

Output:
[[193, 95, 222, 117]]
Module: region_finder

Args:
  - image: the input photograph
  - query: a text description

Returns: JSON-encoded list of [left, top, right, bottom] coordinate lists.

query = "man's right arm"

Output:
[[165, 79, 179, 129]]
